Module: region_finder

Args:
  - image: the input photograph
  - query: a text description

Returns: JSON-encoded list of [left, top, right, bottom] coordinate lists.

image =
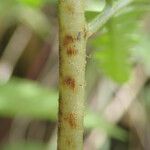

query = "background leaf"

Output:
[[92, 7, 146, 83], [0, 78, 58, 120]]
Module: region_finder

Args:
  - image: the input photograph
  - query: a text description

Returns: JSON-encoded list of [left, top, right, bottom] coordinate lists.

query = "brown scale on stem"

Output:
[[66, 139, 72, 146], [67, 47, 77, 56], [63, 35, 74, 46], [64, 33, 84, 56], [64, 113, 78, 129], [64, 76, 76, 90]]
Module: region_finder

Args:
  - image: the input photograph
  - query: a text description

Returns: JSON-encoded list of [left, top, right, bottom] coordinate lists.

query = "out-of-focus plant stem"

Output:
[[0, 25, 32, 82]]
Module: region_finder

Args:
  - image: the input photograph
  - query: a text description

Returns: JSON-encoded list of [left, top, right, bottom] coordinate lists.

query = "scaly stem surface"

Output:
[[58, 0, 86, 149]]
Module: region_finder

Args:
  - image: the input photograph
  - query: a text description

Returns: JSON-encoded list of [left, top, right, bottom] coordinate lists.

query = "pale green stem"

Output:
[[58, 0, 86, 150], [87, 0, 133, 37], [58, 0, 133, 149]]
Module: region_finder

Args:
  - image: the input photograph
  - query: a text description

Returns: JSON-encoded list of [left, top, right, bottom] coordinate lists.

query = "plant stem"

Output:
[[87, 0, 133, 37], [58, 0, 86, 149]]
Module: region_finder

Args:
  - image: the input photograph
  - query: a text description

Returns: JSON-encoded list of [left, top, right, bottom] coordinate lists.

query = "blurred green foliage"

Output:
[[1, 142, 46, 150], [0, 78, 58, 120], [134, 31, 150, 74], [16, 0, 44, 8], [85, 110, 128, 141], [85, 0, 105, 12], [0, 0, 51, 38], [92, 1, 149, 83]]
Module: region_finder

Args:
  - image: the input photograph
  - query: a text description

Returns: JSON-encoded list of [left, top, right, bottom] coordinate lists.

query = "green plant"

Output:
[[57, 0, 136, 149], [0, 0, 149, 149]]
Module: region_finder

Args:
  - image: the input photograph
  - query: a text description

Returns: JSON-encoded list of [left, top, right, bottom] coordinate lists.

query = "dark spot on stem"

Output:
[[63, 35, 74, 46], [66, 139, 71, 146], [67, 47, 77, 56], [64, 113, 77, 129], [64, 76, 76, 90]]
